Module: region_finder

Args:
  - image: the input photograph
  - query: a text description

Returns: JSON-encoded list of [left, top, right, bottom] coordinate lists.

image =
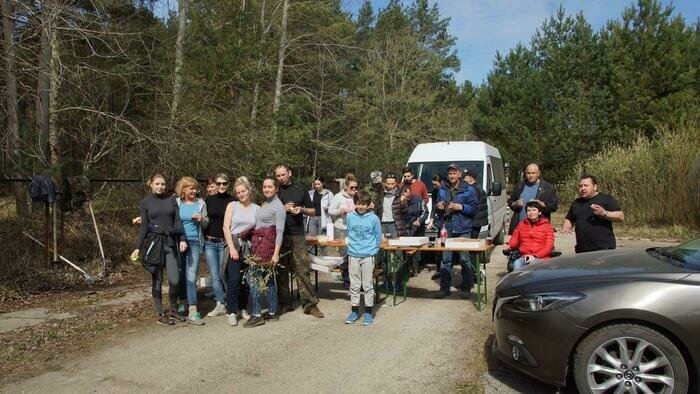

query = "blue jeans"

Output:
[[439, 224, 472, 292], [512, 257, 530, 271], [204, 240, 226, 304], [180, 240, 202, 306], [247, 270, 278, 317]]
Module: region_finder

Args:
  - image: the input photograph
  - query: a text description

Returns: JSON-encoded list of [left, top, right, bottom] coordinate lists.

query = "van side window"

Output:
[[489, 156, 506, 185], [486, 164, 493, 194]]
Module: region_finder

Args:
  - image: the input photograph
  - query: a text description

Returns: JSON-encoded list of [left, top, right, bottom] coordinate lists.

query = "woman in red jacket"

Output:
[[504, 201, 555, 271]]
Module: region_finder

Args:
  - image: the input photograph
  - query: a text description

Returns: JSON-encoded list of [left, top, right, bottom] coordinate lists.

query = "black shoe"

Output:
[[459, 290, 471, 299], [263, 312, 280, 321], [278, 304, 295, 315], [243, 315, 265, 328], [431, 273, 441, 280], [433, 291, 451, 299], [157, 313, 175, 326], [167, 309, 186, 322]]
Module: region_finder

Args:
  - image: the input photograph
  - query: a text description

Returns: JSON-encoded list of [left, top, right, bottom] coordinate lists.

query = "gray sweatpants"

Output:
[[151, 246, 180, 315], [349, 256, 375, 307]]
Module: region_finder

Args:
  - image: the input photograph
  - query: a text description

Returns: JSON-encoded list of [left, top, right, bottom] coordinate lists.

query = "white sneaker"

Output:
[[239, 309, 251, 320], [227, 313, 238, 326], [207, 302, 226, 317]]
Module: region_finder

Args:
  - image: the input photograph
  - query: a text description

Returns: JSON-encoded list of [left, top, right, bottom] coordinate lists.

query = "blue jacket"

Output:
[[436, 180, 478, 234], [346, 210, 381, 258]]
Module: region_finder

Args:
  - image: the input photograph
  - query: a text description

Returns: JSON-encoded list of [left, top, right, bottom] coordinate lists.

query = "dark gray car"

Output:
[[492, 238, 700, 393]]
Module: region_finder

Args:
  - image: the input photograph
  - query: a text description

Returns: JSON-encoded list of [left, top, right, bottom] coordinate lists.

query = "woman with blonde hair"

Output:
[[175, 176, 209, 325], [131, 173, 187, 325], [222, 176, 258, 326], [328, 173, 360, 288]]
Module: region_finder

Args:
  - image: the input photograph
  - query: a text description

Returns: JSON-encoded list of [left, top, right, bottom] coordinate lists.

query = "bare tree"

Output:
[[170, 0, 187, 130], [36, 3, 51, 165], [1, 0, 27, 215], [250, 0, 278, 124], [272, 0, 288, 114]]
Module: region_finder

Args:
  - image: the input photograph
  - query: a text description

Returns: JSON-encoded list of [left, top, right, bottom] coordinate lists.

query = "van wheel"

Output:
[[493, 223, 505, 245], [573, 324, 688, 394]]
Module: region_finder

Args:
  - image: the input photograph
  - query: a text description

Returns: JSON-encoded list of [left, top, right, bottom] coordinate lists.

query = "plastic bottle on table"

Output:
[[439, 223, 447, 247]]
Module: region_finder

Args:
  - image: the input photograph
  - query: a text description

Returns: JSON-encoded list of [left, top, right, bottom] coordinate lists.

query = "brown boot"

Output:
[[304, 305, 324, 318]]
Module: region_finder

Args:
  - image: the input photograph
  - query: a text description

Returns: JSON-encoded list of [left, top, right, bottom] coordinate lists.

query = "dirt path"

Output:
[[2, 268, 487, 393], [1, 234, 676, 393]]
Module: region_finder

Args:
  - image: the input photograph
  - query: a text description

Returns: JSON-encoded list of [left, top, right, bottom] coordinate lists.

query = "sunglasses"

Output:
[[216, 182, 228, 186], [348, 186, 358, 190]]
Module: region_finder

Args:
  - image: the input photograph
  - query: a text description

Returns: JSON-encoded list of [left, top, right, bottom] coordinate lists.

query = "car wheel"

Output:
[[574, 324, 688, 394]]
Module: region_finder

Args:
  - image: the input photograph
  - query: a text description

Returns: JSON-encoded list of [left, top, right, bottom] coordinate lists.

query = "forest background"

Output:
[[1, 0, 698, 236]]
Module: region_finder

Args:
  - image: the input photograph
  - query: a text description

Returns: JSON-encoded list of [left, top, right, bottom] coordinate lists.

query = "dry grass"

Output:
[[0, 285, 154, 385], [560, 123, 700, 232]]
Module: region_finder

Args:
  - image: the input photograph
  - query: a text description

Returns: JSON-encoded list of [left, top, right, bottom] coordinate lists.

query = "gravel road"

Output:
[[2, 233, 675, 393]]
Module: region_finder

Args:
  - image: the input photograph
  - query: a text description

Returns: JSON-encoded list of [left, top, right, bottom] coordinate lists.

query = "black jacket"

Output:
[[140, 225, 176, 273], [471, 185, 489, 228], [507, 179, 558, 234]]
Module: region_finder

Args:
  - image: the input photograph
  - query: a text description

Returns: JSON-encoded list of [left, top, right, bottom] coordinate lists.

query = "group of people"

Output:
[[131, 160, 625, 327], [131, 165, 325, 328], [503, 163, 625, 271]]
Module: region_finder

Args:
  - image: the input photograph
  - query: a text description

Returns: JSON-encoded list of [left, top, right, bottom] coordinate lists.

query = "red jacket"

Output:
[[507, 217, 555, 258]]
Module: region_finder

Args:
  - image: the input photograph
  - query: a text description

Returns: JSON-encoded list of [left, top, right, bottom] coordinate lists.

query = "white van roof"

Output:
[[407, 141, 501, 163]]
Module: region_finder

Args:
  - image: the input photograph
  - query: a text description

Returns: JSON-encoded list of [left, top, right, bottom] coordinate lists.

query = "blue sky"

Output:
[[341, 0, 700, 85]]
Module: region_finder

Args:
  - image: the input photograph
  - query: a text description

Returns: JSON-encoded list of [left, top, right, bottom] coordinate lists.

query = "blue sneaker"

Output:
[[362, 313, 373, 326], [345, 312, 359, 324]]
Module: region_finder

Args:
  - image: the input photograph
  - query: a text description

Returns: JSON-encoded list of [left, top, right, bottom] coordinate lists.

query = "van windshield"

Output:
[[408, 161, 484, 189]]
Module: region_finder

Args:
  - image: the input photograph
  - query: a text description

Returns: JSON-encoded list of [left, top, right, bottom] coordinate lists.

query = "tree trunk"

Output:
[[2, 0, 27, 216], [250, 0, 268, 124], [250, 59, 262, 123], [48, 7, 60, 169], [311, 53, 324, 179], [272, 0, 289, 114], [37, 4, 51, 165], [170, 0, 187, 130]]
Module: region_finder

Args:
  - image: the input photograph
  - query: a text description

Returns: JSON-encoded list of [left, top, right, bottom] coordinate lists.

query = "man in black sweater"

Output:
[[274, 164, 324, 318]]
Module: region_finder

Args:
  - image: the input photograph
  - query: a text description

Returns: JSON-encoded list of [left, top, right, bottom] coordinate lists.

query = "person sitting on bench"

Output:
[[503, 201, 554, 271]]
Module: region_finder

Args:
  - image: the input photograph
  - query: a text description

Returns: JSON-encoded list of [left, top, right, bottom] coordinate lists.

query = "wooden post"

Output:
[[44, 201, 50, 263]]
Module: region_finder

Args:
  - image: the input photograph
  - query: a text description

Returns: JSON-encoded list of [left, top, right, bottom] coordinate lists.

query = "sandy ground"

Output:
[[1, 233, 676, 393]]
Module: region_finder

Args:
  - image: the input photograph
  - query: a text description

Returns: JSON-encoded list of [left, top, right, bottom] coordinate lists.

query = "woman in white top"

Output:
[[306, 176, 333, 236], [328, 173, 359, 288], [222, 176, 259, 326]]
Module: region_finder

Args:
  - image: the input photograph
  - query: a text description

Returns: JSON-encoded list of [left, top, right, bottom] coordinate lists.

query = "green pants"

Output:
[[277, 235, 319, 311]]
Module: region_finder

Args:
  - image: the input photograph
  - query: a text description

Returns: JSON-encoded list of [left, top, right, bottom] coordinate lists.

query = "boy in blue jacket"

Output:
[[345, 190, 382, 326]]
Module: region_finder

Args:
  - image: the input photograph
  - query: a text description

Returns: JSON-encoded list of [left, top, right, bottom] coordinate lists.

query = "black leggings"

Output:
[[151, 246, 180, 314]]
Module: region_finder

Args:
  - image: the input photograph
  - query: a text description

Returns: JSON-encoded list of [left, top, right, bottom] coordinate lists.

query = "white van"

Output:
[[406, 141, 508, 244]]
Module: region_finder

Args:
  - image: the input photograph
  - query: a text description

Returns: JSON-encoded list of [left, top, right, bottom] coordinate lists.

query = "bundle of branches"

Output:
[[244, 254, 277, 292]]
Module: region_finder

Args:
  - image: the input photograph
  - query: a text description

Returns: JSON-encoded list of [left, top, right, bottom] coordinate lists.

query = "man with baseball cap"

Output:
[[433, 163, 478, 299]]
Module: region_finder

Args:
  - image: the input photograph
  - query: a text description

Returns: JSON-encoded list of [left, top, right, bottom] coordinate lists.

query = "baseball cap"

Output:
[[463, 169, 478, 179], [446, 162, 461, 171]]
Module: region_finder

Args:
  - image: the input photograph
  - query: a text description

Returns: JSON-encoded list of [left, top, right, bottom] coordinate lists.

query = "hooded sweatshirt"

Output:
[[346, 209, 381, 258]]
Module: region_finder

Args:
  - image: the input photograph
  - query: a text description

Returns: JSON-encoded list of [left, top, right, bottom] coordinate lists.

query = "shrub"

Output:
[[562, 122, 700, 229]]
